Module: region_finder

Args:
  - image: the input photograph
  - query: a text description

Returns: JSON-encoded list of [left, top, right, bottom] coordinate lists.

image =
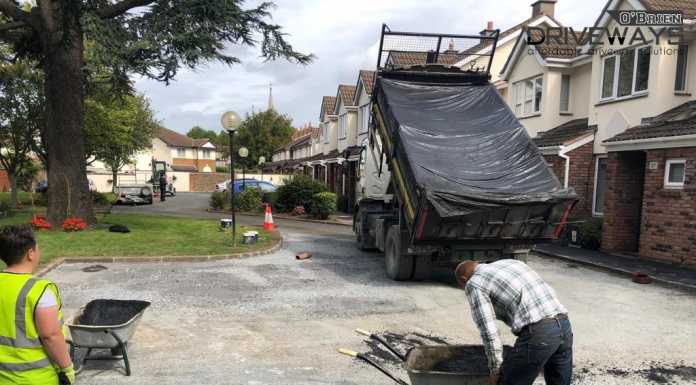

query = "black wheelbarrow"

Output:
[[340, 329, 510, 385], [67, 299, 151, 376]]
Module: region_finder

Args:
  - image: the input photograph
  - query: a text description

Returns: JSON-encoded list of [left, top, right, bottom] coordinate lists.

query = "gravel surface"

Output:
[[47, 225, 696, 385]]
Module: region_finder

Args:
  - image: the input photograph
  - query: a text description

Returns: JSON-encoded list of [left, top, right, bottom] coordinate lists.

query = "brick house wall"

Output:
[[543, 141, 595, 218], [601, 151, 646, 254], [640, 147, 696, 267], [0, 170, 9, 192]]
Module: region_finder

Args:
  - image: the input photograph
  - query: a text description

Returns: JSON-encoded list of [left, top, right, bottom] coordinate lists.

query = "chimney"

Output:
[[479, 21, 495, 37], [531, 0, 556, 18]]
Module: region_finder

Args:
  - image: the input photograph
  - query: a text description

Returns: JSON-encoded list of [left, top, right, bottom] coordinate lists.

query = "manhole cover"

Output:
[[82, 265, 108, 273]]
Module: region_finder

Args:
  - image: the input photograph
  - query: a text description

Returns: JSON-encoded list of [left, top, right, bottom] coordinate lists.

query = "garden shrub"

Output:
[[210, 191, 227, 210], [308, 192, 336, 220], [91, 191, 111, 206], [275, 175, 327, 212], [578, 217, 603, 250], [34, 192, 48, 207], [262, 191, 278, 209], [235, 188, 262, 212]]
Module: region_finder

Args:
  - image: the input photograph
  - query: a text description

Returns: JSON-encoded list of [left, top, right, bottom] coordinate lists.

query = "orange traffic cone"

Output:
[[264, 204, 275, 230]]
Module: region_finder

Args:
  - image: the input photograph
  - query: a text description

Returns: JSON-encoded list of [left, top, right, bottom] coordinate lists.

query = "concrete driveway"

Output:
[[48, 226, 696, 385]]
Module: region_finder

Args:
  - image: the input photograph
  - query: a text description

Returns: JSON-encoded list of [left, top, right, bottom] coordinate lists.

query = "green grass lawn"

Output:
[[0, 212, 274, 266]]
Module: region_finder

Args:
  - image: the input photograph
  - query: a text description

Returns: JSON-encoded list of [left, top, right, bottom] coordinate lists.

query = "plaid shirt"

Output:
[[465, 259, 567, 372]]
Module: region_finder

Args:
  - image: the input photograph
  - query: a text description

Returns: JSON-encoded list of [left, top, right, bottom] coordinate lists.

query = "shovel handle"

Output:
[[355, 328, 371, 337], [338, 348, 358, 357]]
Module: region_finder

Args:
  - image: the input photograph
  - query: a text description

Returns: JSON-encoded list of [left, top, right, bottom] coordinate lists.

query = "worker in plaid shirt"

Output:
[[455, 259, 572, 385]]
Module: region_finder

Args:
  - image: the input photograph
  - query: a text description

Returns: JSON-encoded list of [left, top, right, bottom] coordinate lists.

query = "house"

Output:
[[155, 127, 217, 173], [457, 0, 562, 99], [499, 0, 696, 267], [589, 0, 696, 266]]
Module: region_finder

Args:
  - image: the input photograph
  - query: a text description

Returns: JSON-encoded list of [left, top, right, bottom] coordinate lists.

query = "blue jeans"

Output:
[[501, 316, 573, 385]]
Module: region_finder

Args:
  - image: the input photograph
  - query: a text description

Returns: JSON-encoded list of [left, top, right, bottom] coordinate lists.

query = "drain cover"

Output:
[[82, 265, 108, 273]]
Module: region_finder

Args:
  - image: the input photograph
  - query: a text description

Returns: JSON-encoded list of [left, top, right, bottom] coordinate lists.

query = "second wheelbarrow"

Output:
[[67, 299, 151, 376]]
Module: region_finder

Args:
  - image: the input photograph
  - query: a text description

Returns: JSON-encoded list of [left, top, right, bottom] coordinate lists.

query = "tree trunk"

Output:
[[41, 26, 95, 225], [112, 169, 118, 193], [9, 173, 17, 211]]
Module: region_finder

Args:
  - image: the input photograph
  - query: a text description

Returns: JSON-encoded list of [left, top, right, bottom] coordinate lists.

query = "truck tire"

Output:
[[385, 225, 414, 280], [412, 255, 433, 281], [355, 215, 370, 251]]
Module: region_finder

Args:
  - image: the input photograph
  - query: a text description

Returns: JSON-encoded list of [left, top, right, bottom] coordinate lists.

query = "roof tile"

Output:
[[533, 118, 593, 148], [338, 85, 357, 107], [605, 101, 696, 143]]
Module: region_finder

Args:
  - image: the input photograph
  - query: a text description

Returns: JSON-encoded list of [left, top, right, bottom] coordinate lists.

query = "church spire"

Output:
[[267, 81, 274, 111]]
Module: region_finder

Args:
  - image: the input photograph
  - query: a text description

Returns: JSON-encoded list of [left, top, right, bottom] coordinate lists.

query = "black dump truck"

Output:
[[354, 25, 577, 281]]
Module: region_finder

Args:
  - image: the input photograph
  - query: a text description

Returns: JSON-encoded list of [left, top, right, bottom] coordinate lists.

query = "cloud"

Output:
[[135, 0, 608, 134]]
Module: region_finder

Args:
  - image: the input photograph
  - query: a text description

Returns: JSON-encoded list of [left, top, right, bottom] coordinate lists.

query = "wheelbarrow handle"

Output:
[[337, 348, 409, 385], [354, 328, 406, 362]]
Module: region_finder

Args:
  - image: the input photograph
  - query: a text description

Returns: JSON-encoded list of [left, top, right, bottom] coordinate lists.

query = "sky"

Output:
[[134, 0, 609, 135]]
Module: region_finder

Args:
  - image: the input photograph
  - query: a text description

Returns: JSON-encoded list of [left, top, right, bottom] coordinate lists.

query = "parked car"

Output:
[[215, 179, 276, 193], [115, 185, 153, 205], [34, 179, 96, 193]]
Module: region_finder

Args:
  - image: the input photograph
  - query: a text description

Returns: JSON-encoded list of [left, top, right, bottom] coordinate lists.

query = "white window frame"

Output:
[[513, 76, 542, 117], [599, 45, 650, 102], [359, 104, 370, 133], [664, 159, 686, 189], [560, 74, 571, 113], [202, 149, 211, 159], [592, 155, 608, 217], [339, 114, 347, 139], [675, 44, 689, 92], [176, 148, 186, 157]]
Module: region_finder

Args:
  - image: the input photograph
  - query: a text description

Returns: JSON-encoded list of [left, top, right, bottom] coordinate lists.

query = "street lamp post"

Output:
[[239, 147, 249, 190], [221, 111, 242, 245], [259, 156, 266, 183]]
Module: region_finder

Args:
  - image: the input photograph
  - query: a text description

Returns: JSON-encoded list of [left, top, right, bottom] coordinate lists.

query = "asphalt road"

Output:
[[48, 202, 696, 385]]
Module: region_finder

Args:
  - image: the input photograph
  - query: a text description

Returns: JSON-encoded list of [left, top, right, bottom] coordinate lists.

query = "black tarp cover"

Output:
[[375, 78, 575, 218]]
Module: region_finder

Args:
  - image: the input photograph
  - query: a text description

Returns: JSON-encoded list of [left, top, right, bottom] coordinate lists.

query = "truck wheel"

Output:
[[412, 255, 433, 281], [355, 215, 369, 251], [385, 225, 414, 281]]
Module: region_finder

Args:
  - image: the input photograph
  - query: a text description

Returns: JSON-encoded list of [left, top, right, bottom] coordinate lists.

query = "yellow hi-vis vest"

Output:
[[0, 272, 67, 385]]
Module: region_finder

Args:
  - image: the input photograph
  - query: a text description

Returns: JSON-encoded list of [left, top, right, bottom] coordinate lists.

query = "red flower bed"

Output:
[[61, 217, 88, 232], [31, 215, 52, 231]]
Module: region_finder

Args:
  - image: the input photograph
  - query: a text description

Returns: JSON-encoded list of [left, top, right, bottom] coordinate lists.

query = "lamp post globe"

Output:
[[258, 156, 266, 183], [239, 147, 249, 189], [221, 111, 241, 245]]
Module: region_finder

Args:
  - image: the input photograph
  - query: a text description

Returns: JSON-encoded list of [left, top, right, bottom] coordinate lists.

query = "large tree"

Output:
[[0, 1, 311, 224], [85, 91, 157, 192], [0, 61, 43, 210], [235, 109, 294, 169], [186, 126, 218, 141]]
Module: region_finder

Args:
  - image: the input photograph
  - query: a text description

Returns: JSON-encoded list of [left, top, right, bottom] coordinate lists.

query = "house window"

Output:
[[560, 74, 571, 113], [675, 45, 689, 92], [359, 104, 370, 133], [177, 148, 186, 157], [513, 76, 542, 117], [339, 114, 347, 139], [202, 149, 211, 159], [664, 159, 686, 189], [593, 156, 607, 216], [323, 124, 329, 144], [600, 46, 651, 100]]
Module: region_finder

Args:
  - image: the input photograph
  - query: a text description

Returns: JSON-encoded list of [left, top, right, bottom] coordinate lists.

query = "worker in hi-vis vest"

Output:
[[0, 226, 74, 385]]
